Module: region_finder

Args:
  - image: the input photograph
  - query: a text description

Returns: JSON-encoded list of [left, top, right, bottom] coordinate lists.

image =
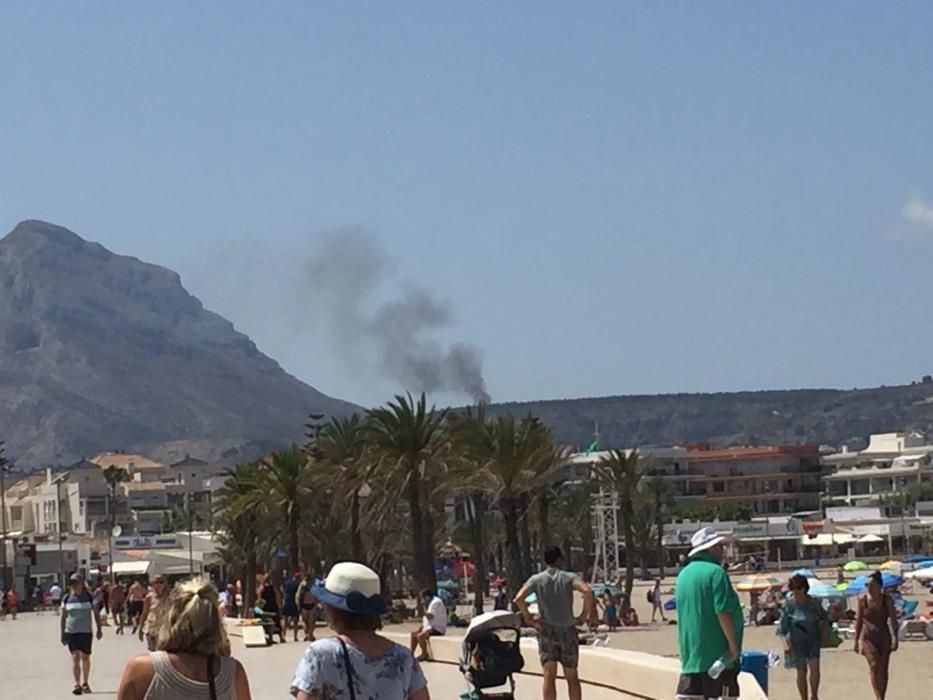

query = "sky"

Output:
[[2, 2, 933, 408]]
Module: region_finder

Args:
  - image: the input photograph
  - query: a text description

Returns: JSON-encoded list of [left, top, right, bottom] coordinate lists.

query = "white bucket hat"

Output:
[[312, 562, 387, 615], [688, 527, 728, 558]]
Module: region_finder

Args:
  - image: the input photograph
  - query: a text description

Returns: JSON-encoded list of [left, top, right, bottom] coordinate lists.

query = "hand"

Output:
[[783, 641, 791, 653], [61, 633, 68, 646], [853, 642, 860, 654], [574, 615, 586, 626], [891, 639, 899, 653], [96, 629, 103, 641], [728, 641, 739, 662], [138, 629, 144, 642]]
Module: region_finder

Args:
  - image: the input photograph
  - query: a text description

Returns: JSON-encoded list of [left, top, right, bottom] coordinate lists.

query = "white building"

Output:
[[823, 432, 933, 505]]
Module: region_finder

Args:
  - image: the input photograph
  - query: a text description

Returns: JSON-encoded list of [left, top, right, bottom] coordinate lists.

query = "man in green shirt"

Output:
[[675, 527, 743, 699]]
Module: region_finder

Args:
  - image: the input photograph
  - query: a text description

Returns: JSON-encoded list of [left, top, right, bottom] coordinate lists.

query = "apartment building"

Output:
[[562, 442, 822, 515], [822, 432, 933, 506]]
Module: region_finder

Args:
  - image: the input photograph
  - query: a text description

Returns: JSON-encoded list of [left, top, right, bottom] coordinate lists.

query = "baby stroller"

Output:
[[459, 611, 525, 699]]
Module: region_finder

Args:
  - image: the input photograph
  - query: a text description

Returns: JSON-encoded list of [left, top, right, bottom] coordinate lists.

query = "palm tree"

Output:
[[102, 464, 130, 537], [368, 393, 448, 592], [315, 414, 370, 559], [259, 447, 311, 573], [449, 404, 493, 614], [592, 449, 644, 608], [642, 476, 676, 576], [214, 462, 265, 612]]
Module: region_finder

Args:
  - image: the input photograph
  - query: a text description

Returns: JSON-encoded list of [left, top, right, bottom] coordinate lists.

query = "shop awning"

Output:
[[800, 534, 856, 546], [858, 534, 884, 543], [111, 560, 151, 576]]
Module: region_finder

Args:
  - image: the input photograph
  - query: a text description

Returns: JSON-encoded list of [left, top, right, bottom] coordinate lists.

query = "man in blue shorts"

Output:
[[60, 574, 103, 695]]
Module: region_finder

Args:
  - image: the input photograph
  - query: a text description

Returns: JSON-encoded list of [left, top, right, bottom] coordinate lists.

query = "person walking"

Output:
[[282, 571, 302, 642], [127, 579, 146, 633], [139, 575, 167, 651], [116, 577, 252, 699], [674, 527, 743, 700], [650, 577, 667, 622], [410, 588, 448, 661], [778, 574, 827, 700], [4, 586, 18, 619], [50, 580, 64, 608], [259, 575, 286, 643], [296, 575, 317, 641], [290, 562, 429, 700], [854, 571, 899, 700], [61, 574, 104, 695], [110, 580, 127, 634], [514, 545, 594, 700]]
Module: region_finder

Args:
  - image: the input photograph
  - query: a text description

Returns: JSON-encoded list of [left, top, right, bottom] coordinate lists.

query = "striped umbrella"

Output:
[[735, 574, 783, 592]]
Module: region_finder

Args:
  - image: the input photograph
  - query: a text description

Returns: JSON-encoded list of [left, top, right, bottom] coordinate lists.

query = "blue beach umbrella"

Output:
[[793, 568, 816, 579]]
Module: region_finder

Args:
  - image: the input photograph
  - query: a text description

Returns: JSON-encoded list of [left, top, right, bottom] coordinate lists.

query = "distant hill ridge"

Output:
[[2, 219, 930, 468], [0, 220, 360, 467], [489, 381, 933, 451]]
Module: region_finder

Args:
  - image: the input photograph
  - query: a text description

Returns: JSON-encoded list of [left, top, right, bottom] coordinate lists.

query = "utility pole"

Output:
[[187, 492, 194, 576], [0, 442, 9, 590], [51, 473, 70, 586]]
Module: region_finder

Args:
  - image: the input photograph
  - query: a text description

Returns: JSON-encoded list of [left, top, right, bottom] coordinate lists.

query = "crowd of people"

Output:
[[674, 527, 903, 700]]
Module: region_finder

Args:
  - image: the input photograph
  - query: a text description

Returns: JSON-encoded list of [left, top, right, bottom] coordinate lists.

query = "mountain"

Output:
[[490, 381, 933, 452], [0, 220, 360, 467]]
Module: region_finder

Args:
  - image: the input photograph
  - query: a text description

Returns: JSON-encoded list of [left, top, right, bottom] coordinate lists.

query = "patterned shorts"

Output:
[[537, 624, 579, 668]]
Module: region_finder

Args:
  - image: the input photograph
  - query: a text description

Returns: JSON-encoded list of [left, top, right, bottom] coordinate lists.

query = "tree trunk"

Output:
[[422, 494, 438, 590], [501, 497, 524, 589], [350, 491, 364, 560], [405, 466, 434, 591], [538, 493, 551, 555], [518, 494, 533, 580], [288, 502, 301, 574], [655, 504, 665, 578], [244, 523, 258, 616], [468, 494, 488, 615]]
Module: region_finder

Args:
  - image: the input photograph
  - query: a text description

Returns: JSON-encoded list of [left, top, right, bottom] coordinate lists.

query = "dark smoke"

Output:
[[306, 230, 491, 403]]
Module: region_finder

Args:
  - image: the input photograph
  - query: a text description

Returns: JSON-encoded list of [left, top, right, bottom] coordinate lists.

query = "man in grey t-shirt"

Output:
[[514, 546, 593, 700]]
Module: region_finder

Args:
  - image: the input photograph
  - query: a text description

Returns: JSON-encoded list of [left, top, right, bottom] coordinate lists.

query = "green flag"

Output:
[[585, 439, 599, 454]]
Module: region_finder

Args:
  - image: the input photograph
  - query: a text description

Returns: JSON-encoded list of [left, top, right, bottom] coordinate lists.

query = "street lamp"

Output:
[[0, 446, 10, 590], [51, 473, 70, 586]]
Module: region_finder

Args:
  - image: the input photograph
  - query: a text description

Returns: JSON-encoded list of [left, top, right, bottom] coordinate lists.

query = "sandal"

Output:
[[82, 683, 92, 693], [72, 686, 82, 695]]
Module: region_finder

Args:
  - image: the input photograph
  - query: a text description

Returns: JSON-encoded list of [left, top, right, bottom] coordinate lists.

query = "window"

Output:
[[712, 481, 725, 493]]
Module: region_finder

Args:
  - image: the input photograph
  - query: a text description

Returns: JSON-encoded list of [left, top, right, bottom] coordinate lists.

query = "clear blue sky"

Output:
[[3, 3, 933, 407]]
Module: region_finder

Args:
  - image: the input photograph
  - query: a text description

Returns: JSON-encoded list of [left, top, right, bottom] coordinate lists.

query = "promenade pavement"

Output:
[[0, 612, 627, 698]]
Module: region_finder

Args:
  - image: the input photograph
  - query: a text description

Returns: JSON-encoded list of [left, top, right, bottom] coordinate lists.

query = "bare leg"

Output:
[[409, 630, 419, 653], [866, 656, 884, 700], [81, 653, 91, 686], [565, 666, 582, 700], [808, 658, 821, 700], [795, 665, 809, 700], [877, 653, 890, 700], [71, 652, 81, 686], [541, 661, 558, 700]]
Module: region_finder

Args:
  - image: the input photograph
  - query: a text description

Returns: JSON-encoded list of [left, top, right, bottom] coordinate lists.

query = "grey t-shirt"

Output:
[[525, 568, 578, 627]]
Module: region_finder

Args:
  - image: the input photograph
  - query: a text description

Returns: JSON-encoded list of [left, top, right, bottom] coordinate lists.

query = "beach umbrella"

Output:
[[592, 583, 622, 598], [810, 582, 848, 599], [663, 597, 676, 611], [879, 560, 903, 571], [835, 580, 865, 596], [793, 568, 816, 579], [843, 560, 868, 572], [902, 554, 931, 563], [437, 579, 460, 591], [905, 566, 933, 581], [735, 574, 783, 592]]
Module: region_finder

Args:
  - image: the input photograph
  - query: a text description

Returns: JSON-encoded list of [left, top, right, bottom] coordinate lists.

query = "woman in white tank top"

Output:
[[117, 578, 252, 700]]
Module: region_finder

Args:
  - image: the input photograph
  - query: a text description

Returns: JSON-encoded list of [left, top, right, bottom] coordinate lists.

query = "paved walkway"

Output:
[[0, 613, 630, 698]]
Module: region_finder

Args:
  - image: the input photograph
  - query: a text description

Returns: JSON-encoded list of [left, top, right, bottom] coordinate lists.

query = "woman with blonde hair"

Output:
[[117, 578, 252, 700]]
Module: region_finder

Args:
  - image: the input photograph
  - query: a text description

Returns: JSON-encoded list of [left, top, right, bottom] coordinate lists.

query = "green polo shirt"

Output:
[[675, 553, 744, 674]]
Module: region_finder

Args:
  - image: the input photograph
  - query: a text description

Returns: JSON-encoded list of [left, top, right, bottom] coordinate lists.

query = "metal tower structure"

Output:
[[591, 488, 620, 583]]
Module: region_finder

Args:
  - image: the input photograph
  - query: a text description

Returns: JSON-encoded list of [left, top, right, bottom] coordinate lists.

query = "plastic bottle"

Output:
[[708, 651, 733, 679]]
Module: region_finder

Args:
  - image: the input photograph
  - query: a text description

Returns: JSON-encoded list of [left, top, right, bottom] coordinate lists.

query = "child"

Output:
[[603, 592, 620, 630]]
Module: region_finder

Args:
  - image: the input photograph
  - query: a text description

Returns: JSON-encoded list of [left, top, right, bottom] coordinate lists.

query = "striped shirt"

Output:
[[62, 590, 94, 634]]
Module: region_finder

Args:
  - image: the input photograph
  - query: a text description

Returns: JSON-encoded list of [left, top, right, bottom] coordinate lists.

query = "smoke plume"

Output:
[[305, 230, 490, 403]]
